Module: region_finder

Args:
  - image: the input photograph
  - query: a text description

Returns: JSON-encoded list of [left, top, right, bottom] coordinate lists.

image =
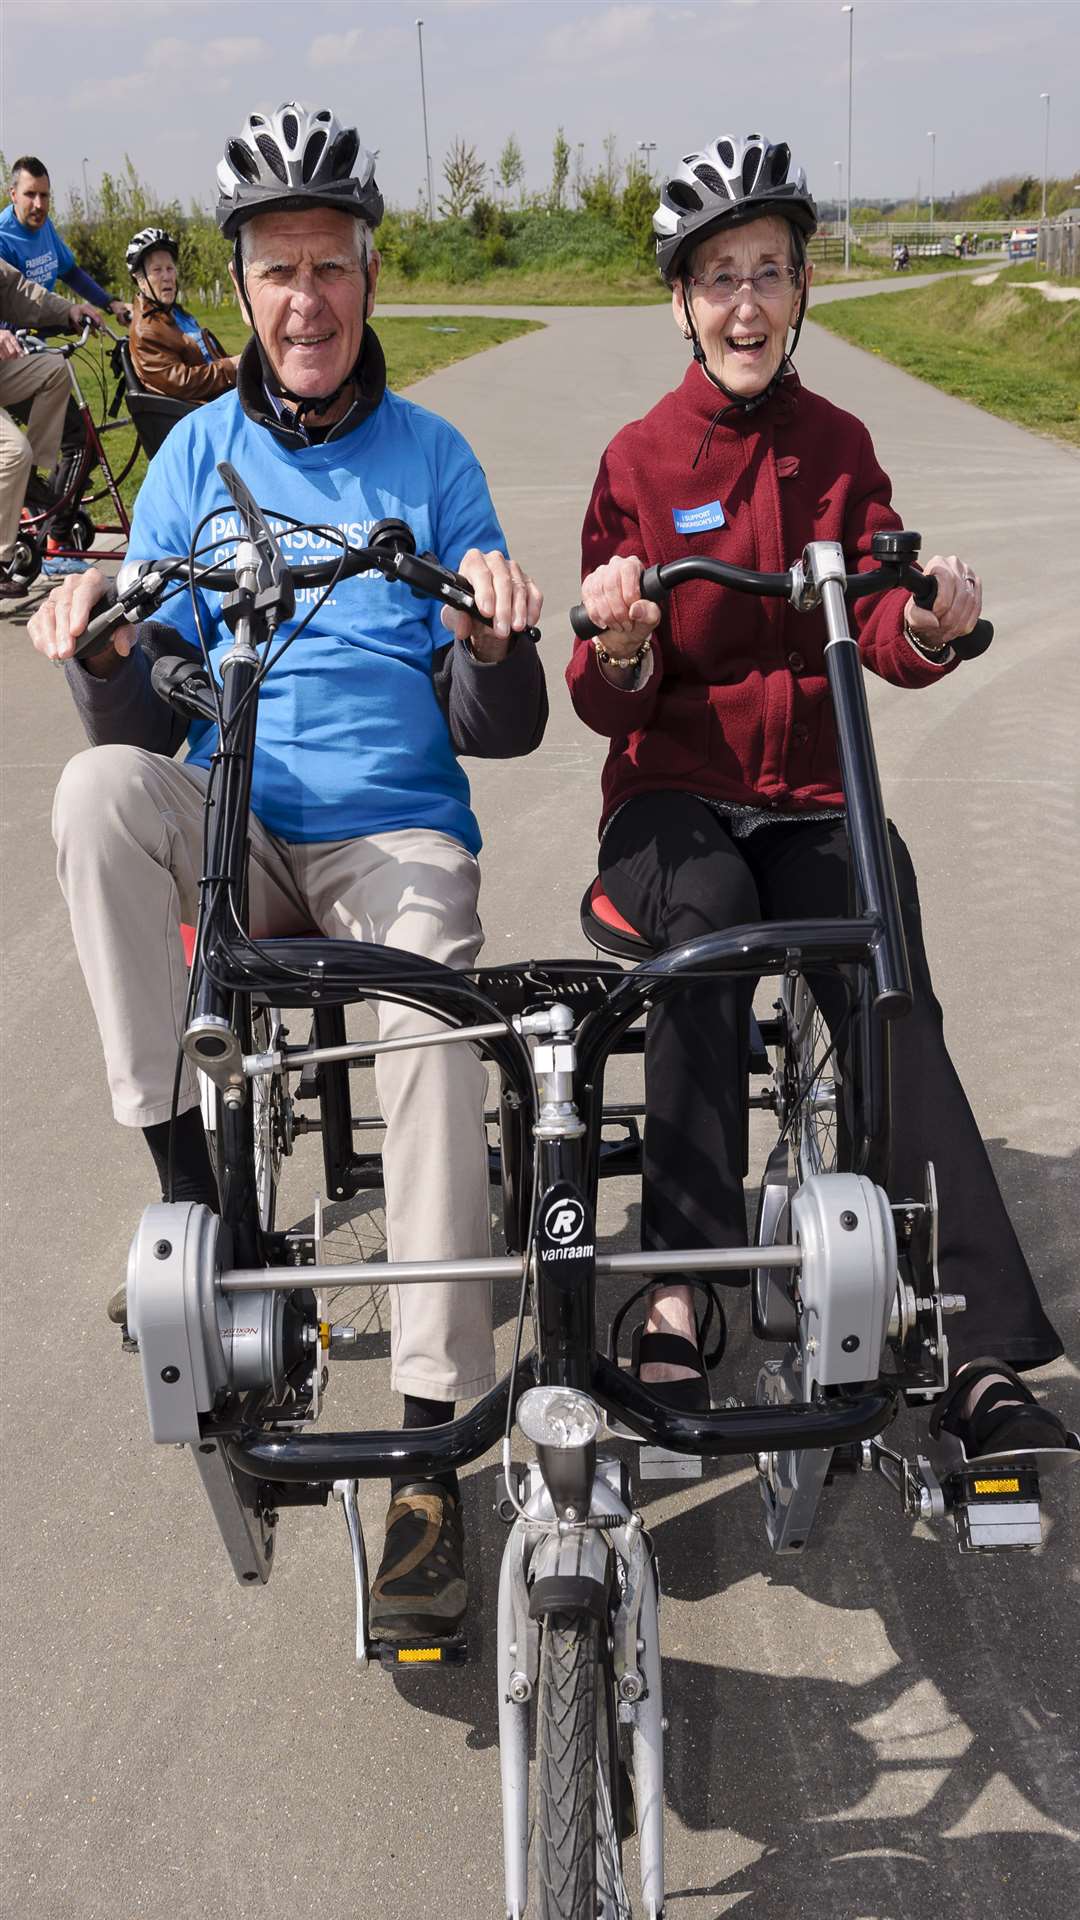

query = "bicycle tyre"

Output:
[[781, 975, 840, 1182], [536, 1613, 600, 1920], [205, 1005, 290, 1234]]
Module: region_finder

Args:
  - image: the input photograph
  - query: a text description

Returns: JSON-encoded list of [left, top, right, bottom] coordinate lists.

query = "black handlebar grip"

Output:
[[73, 595, 133, 660], [950, 618, 994, 660], [570, 602, 606, 641]]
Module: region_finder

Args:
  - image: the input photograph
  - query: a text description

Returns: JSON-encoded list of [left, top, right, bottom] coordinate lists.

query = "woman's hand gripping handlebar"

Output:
[[572, 532, 994, 660]]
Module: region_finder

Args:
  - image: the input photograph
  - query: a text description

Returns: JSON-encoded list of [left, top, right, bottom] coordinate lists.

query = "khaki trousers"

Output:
[[53, 745, 495, 1399], [0, 351, 69, 563]]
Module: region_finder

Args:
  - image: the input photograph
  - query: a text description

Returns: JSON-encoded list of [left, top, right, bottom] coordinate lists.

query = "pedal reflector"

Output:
[[373, 1638, 468, 1668], [955, 1466, 1042, 1551]]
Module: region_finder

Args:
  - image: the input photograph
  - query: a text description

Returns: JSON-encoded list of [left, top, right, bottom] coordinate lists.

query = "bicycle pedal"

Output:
[[950, 1462, 1043, 1552], [372, 1635, 468, 1668]]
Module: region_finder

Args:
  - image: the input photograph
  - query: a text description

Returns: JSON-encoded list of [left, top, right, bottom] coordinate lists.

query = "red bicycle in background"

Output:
[[10, 320, 135, 588]]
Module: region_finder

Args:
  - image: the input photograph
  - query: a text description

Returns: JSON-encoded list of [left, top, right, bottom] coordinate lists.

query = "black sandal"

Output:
[[930, 1357, 1070, 1457], [610, 1280, 727, 1414]]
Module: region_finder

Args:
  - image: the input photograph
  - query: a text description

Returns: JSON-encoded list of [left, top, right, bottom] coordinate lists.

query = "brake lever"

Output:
[[73, 567, 173, 660], [384, 548, 541, 644]]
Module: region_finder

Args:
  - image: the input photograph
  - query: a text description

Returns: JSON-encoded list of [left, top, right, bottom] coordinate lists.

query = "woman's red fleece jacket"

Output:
[[567, 363, 958, 836]]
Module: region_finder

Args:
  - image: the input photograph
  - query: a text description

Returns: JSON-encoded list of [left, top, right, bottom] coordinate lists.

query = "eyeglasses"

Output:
[[685, 264, 800, 303]]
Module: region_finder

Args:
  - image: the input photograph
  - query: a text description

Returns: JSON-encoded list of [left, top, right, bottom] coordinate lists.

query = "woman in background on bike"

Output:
[[569, 132, 1068, 1454], [127, 227, 240, 402]]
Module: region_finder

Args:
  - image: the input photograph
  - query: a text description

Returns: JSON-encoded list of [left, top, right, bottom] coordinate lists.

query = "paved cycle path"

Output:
[[2, 290, 1078, 1920]]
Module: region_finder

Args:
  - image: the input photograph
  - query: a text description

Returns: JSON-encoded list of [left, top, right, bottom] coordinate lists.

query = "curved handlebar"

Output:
[[571, 551, 994, 658], [74, 539, 543, 661]]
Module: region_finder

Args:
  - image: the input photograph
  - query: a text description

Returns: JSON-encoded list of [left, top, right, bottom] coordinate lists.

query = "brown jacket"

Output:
[[0, 257, 78, 332], [129, 294, 237, 402]]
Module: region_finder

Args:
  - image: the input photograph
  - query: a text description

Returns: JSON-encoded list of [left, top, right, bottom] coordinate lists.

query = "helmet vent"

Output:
[[742, 146, 763, 195], [302, 129, 328, 181], [255, 133, 288, 183], [716, 139, 735, 170], [693, 163, 728, 200], [281, 111, 300, 151], [327, 129, 360, 179], [668, 180, 703, 213], [770, 144, 791, 185], [226, 138, 261, 185]]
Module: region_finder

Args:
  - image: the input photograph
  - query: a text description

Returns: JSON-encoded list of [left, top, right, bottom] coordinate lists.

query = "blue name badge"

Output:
[[672, 500, 726, 535]]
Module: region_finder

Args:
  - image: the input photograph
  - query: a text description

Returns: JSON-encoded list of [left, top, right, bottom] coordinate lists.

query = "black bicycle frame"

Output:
[[168, 538, 908, 1489]]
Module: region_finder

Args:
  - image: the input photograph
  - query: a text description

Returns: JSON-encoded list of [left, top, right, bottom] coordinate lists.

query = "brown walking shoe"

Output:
[[369, 1483, 467, 1641]]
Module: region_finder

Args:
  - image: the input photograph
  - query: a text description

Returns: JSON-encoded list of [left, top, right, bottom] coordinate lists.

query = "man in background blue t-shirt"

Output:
[[0, 156, 132, 528], [0, 156, 131, 318], [29, 103, 547, 1647]]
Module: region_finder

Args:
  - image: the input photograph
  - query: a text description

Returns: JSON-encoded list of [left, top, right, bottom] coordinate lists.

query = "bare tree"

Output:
[[440, 138, 486, 219]]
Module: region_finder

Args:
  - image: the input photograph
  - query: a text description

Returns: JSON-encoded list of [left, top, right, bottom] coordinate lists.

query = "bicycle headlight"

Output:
[[517, 1388, 599, 1521]]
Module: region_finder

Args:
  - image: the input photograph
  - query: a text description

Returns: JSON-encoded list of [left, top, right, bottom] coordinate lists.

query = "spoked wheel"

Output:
[[203, 1005, 292, 1234], [535, 1614, 633, 1920], [779, 974, 840, 1181]]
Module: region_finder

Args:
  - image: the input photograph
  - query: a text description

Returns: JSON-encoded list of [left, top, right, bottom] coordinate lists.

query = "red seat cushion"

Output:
[[588, 880, 645, 941], [179, 922, 320, 967]]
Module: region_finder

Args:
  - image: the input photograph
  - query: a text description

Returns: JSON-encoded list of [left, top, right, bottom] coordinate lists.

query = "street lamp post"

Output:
[[637, 140, 657, 180], [834, 159, 843, 229], [842, 5, 854, 271], [82, 157, 91, 219], [1040, 93, 1051, 219], [927, 130, 936, 233], [416, 19, 435, 221]]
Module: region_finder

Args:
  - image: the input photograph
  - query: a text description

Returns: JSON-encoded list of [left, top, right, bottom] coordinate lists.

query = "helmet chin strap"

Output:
[[233, 235, 368, 431], [134, 267, 178, 317]]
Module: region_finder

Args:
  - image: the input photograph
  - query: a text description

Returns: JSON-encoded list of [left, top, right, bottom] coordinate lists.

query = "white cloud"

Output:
[[544, 5, 660, 65], [309, 23, 411, 69], [205, 38, 271, 68]]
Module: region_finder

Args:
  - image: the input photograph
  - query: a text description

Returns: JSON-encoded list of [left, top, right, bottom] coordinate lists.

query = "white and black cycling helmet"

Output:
[[215, 103, 383, 237], [654, 133, 817, 283], [126, 227, 179, 280]]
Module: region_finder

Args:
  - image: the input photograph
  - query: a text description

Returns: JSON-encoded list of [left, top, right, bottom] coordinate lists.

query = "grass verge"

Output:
[[78, 311, 541, 518], [810, 275, 1080, 446]]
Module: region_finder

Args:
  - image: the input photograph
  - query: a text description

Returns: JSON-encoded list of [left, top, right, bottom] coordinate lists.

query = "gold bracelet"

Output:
[[592, 637, 651, 672]]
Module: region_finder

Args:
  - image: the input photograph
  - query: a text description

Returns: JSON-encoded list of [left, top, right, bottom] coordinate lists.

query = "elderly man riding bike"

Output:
[[29, 102, 547, 1644], [571, 131, 1069, 1457]]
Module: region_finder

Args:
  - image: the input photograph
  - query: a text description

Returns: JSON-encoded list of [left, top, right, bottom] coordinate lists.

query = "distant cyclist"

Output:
[[0, 156, 132, 537], [0, 260, 101, 597], [126, 228, 240, 402]]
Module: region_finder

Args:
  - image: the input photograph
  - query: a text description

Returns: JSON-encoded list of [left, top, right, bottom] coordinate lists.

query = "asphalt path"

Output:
[[2, 284, 1078, 1920]]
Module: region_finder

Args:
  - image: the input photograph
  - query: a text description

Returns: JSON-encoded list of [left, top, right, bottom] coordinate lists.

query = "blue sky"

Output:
[[3, 0, 1077, 215]]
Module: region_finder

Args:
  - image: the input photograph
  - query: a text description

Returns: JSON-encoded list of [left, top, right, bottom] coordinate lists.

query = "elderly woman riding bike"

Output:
[[569, 132, 1069, 1455], [126, 226, 240, 401]]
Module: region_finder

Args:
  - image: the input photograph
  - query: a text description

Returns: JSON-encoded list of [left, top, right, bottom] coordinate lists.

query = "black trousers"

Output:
[[600, 791, 1062, 1371]]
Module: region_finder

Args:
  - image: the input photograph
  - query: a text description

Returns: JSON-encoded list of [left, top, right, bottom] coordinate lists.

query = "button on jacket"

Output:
[[568, 364, 958, 835]]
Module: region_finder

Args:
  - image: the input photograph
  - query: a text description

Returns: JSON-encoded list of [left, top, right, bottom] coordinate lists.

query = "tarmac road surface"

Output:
[[2, 285, 1078, 1920]]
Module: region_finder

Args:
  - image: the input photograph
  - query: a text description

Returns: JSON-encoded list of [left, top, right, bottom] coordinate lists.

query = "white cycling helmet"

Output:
[[126, 227, 179, 279], [654, 133, 817, 283], [215, 102, 384, 238]]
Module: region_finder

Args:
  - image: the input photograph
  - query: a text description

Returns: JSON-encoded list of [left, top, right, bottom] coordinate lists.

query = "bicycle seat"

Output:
[[117, 341, 199, 459], [179, 923, 320, 965], [580, 879, 656, 962]]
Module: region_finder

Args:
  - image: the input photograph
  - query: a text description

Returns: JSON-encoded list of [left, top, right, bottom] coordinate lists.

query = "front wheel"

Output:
[[535, 1614, 631, 1920]]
